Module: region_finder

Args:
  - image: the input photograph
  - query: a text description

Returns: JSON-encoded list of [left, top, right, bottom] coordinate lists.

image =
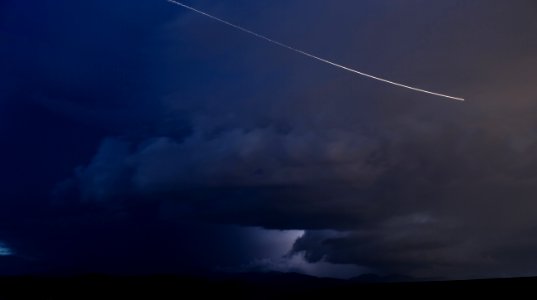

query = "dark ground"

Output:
[[0, 272, 535, 299]]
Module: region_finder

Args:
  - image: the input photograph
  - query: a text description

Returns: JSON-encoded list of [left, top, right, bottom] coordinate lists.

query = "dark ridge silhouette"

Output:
[[350, 273, 416, 283], [0, 272, 535, 299]]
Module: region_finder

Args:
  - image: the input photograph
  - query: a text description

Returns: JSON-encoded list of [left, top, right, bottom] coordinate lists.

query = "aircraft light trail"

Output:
[[167, 0, 465, 102]]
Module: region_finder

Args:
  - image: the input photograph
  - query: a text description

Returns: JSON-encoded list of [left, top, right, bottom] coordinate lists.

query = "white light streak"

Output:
[[167, 0, 465, 102]]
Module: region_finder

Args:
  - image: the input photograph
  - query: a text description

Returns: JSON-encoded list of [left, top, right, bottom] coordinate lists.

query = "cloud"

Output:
[[76, 127, 382, 196], [76, 138, 133, 202], [0, 242, 14, 256], [290, 216, 484, 277], [51, 0, 537, 279]]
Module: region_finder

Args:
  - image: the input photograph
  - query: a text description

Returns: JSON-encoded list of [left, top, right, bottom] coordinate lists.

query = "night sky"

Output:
[[1, 0, 537, 280]]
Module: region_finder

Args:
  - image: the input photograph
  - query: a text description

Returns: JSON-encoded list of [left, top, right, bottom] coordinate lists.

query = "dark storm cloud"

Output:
[[3, 0, 537, 279], [63, 0, 537, 279], [56, 0, 537, 278]]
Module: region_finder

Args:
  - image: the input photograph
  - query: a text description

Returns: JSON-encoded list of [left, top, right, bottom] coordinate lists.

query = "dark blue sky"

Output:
[[1, 0, 537, 279]]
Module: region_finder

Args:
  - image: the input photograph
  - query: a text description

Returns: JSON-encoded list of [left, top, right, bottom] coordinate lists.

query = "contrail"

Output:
[[167, 0, 465, 102]]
